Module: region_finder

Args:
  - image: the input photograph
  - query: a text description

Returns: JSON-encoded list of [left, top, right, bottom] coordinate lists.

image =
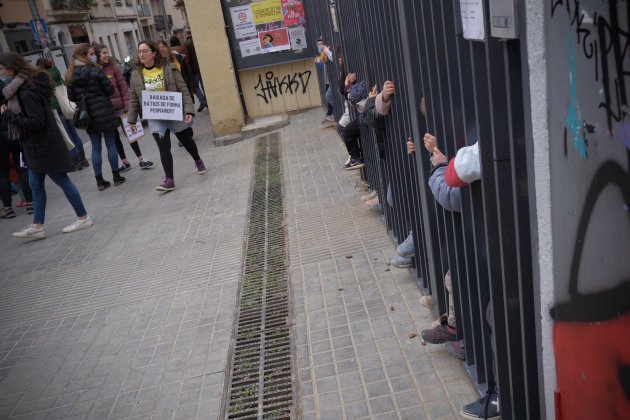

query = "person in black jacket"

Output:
[[0, 52, 92, 239], [66, 43, 124, 191], [0, 80, 33, 218]]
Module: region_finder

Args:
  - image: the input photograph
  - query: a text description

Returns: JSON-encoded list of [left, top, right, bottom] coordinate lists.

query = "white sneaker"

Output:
[[13, 225, 46, 239], [62, 216, 93, 233]]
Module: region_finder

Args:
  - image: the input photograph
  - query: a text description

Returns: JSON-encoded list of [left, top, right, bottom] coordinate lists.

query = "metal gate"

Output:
[[309, 1, 540, 419]]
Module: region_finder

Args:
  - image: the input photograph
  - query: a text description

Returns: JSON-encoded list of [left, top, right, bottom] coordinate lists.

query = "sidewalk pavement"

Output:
[[0, 108, 475, 419], [282, 110, 477, 419]]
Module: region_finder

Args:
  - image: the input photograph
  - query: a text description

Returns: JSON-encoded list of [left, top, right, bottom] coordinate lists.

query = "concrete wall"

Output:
[[186, 0, 243, 137], [529, 0, 630, 418], [239, 60, 321, 118]]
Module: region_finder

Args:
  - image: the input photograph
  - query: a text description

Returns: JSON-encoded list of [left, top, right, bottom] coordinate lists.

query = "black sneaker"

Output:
[[139, 160, 154, 169], [460, 386, 500, 420], [26, 205, 33, 215], [0, 207, 15, 219], [119, 162, 132, 173]]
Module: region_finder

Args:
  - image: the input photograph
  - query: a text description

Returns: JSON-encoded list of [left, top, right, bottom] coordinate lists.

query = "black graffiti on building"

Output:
[[551, 0, 629, 131], [254, 70, 312, 104]]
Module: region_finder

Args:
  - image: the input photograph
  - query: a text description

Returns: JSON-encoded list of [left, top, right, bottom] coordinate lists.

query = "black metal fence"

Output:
[[309, 1, 540, 419]]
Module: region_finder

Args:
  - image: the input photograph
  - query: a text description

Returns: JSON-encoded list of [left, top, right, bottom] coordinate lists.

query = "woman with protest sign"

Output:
[[127, 40, 206, 192]]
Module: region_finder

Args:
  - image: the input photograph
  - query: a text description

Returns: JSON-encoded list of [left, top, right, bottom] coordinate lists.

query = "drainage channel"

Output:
[[224, 133, 294, 419]]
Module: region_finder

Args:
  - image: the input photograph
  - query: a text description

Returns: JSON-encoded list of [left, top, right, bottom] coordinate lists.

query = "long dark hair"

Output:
[[65, 43, 94, 86], [135, 40, 164, 68], [0, 53, 38, 83]]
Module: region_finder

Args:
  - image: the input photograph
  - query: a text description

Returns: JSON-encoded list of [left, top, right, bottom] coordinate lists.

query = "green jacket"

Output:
[[127, 61, 195, 124], [46, 66, 63, 112]]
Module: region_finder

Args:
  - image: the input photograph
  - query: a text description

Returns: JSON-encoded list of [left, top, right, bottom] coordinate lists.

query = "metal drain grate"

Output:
[[225, 134, 294, 419]]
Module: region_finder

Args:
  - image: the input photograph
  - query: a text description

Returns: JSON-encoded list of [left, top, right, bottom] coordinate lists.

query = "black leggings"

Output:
[[114, 127, 142, 160], [153, 127, 200, 180], [0, 141, 32, 207]]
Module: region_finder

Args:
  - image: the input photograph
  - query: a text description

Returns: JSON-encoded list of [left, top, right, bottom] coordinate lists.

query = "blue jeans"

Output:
[[29, 170, 87, 224], [57, 110, 84, 156], [89, 129, 118, 176], [190, 74, 206, 104]]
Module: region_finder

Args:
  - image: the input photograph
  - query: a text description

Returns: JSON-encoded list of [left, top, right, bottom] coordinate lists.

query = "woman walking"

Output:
[[36, 58, 88, 170], [66, 43, 125, 191], [94, 44, 153, 171], [127, 40, 206, 192], [0, 52, 92, 239]]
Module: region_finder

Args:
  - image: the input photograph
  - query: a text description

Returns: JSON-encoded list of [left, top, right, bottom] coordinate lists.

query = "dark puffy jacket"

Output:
[[68, 61, 116, 133], [2, 72, 74, 174]]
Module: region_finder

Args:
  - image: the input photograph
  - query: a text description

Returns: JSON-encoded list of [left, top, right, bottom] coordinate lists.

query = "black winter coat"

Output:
[[68, 62, 116, 133], [2, 73, 75, 174]]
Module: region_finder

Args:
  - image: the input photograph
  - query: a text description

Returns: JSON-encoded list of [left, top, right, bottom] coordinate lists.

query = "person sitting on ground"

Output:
[[408, 120, 465, 361]]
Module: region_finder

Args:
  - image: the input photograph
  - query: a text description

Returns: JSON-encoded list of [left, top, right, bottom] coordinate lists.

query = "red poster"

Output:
[[281, 0, 305, 27], [258, 28, 291, 53]]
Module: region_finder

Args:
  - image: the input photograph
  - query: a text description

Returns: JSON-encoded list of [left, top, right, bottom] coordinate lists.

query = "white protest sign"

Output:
[[230, 5, 257, 39], [460, 0, 485, 41], [121, 114, 144, 143], [141, 91, 183, 121]]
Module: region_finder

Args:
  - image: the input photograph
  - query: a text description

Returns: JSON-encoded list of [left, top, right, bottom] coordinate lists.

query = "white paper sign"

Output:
[[230, 5, 257, 39], [121, 115, 144, 143], [141, 91, 183, 121], [239, 38, 262, 58], [460, 0, 485, 41], [288, 26, 307, 50]]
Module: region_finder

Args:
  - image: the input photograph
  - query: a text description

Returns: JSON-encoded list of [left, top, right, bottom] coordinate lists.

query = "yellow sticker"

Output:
[[251, 0, 283, 25]]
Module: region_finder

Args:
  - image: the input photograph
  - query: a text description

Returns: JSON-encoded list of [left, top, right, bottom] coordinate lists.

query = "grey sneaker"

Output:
[[13, 225, 46, 239], [460, 386, 500, 420], [390, 256, 412, 269], [397, 231, 415, 257], [62, 216, 93, 233]]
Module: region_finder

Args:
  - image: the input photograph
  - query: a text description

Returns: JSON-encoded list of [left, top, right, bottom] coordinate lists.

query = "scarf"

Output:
[[2, 76, 26, 140]]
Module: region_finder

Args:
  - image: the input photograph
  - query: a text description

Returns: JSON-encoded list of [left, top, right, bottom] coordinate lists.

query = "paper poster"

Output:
[[230, 5, 257, 39], [460, 0, 485, 41], [240, 38, 263, 58], [281, 0, 305, 27], [251, 0, 283, 25], [258, 28, 291, 53], [141, 91, 183, 121], [288, 26, 307, 50], [121, 115, 144, 143]]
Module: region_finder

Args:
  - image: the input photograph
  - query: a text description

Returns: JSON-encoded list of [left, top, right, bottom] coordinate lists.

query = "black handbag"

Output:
[[73, 94, 90, 129]]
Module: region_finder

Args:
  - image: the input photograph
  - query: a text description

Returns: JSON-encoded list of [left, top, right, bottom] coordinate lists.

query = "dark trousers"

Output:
[[486, 300, 497, 387], [0, 141, 32, 207], [114, 127, 142, 160], [153, 128, 200, 180], [340, 120, 361, 160]]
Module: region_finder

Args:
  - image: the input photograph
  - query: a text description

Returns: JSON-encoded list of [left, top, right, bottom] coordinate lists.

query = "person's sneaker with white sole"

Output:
[[195, 159, 207, 175], [13, 225, 46, 239], [62, 216, 93, 233], [396, 231, 415, 258], [390, 256, 412, 269], [460, 385, 500, 420]]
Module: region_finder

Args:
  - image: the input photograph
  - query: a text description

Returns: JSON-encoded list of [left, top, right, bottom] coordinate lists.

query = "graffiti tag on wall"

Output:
[[254, 70, 312, 104]]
